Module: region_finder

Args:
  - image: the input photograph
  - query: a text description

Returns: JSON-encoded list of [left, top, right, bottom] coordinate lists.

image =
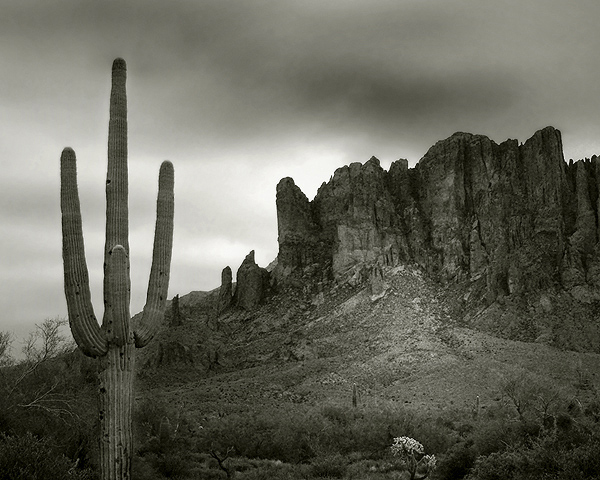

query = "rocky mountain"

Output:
[[142, 126, 600, 375], [274, 126, 600, 306], [134, 126, 600, 443]]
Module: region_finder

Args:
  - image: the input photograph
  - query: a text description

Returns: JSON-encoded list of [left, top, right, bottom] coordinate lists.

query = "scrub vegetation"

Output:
[[1, 316, 600, 479]]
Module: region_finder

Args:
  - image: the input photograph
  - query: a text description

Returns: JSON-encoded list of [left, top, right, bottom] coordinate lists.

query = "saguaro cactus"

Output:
[[60, 58, 174, 480]]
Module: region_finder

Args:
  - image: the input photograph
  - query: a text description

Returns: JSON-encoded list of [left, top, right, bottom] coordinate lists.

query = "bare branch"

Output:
[[210, 447, 234, 478], [16, 381, 80, 423], [0, 331, 13, 367], [10, 318, 71, 392]]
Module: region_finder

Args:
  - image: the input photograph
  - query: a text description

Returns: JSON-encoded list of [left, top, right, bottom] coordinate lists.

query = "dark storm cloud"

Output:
[[285, 65, 519, 125], [135, 1, 495, 137], [6, 0, 591, 160], [86, 0, 570, 160]]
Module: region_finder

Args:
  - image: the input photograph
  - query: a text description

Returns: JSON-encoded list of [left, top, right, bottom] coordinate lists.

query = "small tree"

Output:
[[501, 371, 560, 426], [390, 436, 437, 480], [0, 320, 98, 471], [22, 317, 72, 364], [3, 318, 73, 396], [0, 331, 12, 367], [9, 318, 77, 417]]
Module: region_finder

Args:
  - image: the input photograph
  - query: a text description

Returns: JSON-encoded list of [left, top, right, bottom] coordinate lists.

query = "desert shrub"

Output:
[[309, 454, 348, 478], [528, 432, 600, 479], [132, 454, 168, 480], [0, 432, 96, 480], [557, 437, 600, 479], [583, 395, 600, 422], [410, 418, 454, 456], [467, 444, 559, 480], [467, 448, 523, 480], [134, 397, 173, 439], [321, 404, 353, 426], [469, 417, 521, 457], [197, 409, 319, 463], [195, 403, 453, 465], [315, 403, 432, 458], [466, 427, 600, 480], [134, 450, 198, 479], [134, 397, 202, 478], [234, 460, 310, 480], [153, 452, 193, 479], [435, 442, 477, 480], [0, 336, 98, 474]]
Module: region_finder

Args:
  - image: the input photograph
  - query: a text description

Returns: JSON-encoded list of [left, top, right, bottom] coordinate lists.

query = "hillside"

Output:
[[136, 262, 599, 421]]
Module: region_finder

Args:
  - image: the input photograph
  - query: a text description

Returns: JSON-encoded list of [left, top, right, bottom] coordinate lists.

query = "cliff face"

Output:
[[274, 126, 600, 302]]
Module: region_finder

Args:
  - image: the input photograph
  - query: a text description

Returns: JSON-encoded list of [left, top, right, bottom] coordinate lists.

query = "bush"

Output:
[[0, 432, 96, 480], [467, 449, 522, 480], [196, 409, 318, 463], [466, 429, 600, 480], [234, 460, 310, 480], [309, 454, 348, 478], [436, 442, 476, 480], [558, 437, 600, 479], [154, 452, 193, 478], [193, 402, 456, 466], [0, 326, 98, 470], [469, 418, 519, 457]]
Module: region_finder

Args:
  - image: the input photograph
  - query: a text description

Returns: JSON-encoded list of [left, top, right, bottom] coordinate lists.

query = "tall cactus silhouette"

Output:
[[60, 58, 174, 480]]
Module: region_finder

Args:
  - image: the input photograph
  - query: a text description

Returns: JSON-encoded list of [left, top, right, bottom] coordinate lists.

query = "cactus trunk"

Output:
[[60, 58, 174, 480], [99, 345, 135, 479]]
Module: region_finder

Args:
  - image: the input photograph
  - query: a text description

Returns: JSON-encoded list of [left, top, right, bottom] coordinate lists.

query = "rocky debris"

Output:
[[234, 250, 270, 311], [170, 294, 182, 327], [216, 266, 233, 315], [275, 127, 600, 303]]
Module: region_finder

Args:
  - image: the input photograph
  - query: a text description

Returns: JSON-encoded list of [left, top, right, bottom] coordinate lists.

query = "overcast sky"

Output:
[[2, 1, 600, 352]]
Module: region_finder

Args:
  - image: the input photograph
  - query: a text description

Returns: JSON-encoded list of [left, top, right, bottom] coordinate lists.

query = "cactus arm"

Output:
[[105, 245, 131, 346], [103, 57, 129, 325], [60, 147, 108, 358], [134, 160, 174, 348]]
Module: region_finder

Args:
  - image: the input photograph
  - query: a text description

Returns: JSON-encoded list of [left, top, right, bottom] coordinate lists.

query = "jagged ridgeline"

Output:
[[273, 127, 600, 304]]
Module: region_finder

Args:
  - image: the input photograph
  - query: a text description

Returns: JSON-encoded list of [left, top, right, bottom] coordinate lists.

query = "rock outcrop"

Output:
[[216, 266, 233, 315], [170, 294, 182, 326], [234, 250, 270, 310], [274, 127, 600, 303], [275, 178, 328, 280]]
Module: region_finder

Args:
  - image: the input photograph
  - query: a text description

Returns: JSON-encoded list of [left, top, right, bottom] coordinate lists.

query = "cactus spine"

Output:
[[60, 58, 174, 480]]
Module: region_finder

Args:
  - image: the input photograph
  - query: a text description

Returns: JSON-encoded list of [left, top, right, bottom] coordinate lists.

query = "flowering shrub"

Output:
[[391, 436, 437, 480]]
